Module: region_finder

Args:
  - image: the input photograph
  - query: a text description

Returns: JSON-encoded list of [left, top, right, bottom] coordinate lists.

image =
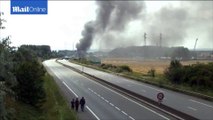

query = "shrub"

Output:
[[165, 60, 213, 89], [119, 65, 132, 72], [148, 69, 155, 77], [164, 60, 183, 84]]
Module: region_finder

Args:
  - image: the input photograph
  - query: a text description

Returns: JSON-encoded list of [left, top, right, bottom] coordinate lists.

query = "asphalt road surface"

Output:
[[58, 59, 213, 120], [43, 59, 177, 120]]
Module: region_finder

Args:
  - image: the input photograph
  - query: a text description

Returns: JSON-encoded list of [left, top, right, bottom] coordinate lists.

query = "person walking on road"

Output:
[[75, 98, 79, 112], [71, 98, 75, 109], [80, 97, 86, 112]]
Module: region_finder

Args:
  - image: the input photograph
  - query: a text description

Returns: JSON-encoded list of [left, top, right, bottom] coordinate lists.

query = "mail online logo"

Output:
[[11, 0, 48, 15]]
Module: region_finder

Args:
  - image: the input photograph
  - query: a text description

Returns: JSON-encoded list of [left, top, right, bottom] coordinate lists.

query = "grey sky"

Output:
[[0, 1, 212, 51]]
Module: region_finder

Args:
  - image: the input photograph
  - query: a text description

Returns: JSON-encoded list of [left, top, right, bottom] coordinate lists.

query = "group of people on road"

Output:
[[71, 97, 86, 112]]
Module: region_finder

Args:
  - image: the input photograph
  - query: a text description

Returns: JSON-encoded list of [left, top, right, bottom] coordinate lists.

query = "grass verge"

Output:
[[5, 73, 77, 120]]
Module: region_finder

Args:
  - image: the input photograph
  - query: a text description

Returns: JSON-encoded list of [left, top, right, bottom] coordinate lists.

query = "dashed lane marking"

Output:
[[89, 84, 171, 120], [62, 84, 100, 120], [129, 116, 135, 120], [58, 61, 172, 120], [115, 106, 120, 111], [83, 74, 172, 120], [110, 103, 115, 107], [122, 111, 128, 116], [105, 99, 109, 103], [88, 88, 135, 120], [59, 61, 172, 120], [187, 106, 197, 111], [189, 99, 213, 109]]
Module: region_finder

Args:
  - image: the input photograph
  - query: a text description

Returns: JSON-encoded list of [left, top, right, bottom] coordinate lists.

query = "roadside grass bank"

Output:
[[69, 59, 213, 101], [5, 73, 77, 120]]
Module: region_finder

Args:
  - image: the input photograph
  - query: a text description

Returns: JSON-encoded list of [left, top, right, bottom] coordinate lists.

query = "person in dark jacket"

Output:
[[80, 97, 86, 112], [75, 98, 79, 112], [71, 98, 75, 109]]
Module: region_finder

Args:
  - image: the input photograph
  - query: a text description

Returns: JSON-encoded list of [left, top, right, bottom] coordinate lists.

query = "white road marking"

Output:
[[110, 103, 114, 107], [122, 111, 128, 115], [88, 88, 93, 92], [141, 89, 146, 92], [62, 81, 78, 97], [129, 116, 135, 120], [63, 82, 100, 120], [187, 106, 197, 111], [88, 82, 171, 120], [51, 62, 137, 120], [115, 106, 120, 111], [86, 106, 100, 120], [60, 62, 171, 120], [189, 99, 213, 109], [105, 99, 109, 103], [89, 88, 135, 120]]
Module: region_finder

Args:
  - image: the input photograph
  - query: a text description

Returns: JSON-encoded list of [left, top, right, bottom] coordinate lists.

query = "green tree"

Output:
[[164, 60, 183, 83], [183, 63, 213, 89], [0, 12, 16, 120], [15, 60, 46, 107], [13, 46, 37, 65], [165, 60, 213, 90], [19, 45, 51, 60]]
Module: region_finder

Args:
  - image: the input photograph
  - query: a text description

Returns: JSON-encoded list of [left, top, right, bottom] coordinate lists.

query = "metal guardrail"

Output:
[[119, 74, 213, 102], [68, 60, 213, 101], [56, 60, 198, 120]]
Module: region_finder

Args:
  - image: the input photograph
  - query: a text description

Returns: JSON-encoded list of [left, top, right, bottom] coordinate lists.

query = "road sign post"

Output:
[[157, 92, 164, 105]]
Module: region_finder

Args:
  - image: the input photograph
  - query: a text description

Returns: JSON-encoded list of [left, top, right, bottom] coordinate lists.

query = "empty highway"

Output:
[[43, 59, 178, 120], [58, 59, 213, 120]]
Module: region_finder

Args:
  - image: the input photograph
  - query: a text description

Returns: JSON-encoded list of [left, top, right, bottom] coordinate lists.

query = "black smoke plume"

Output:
[[76, 1, 145, 51], [76, 21, 95, 52], [76, 1, 212, 51]]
